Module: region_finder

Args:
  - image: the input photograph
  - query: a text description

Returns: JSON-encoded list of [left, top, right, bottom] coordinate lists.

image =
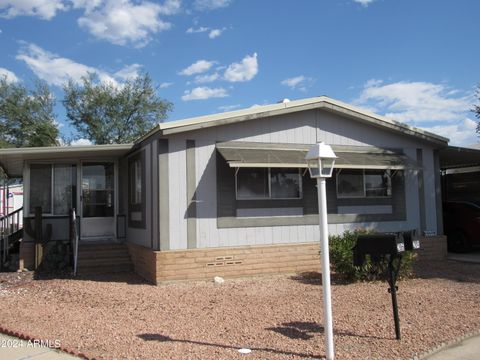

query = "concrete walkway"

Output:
[[447, 250, 480, 264], [425, 334, 480, 360], [0, 333, 79, 359]]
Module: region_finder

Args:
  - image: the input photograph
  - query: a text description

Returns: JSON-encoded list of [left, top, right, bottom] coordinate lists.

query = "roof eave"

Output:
[[148, 97, 448, 146]]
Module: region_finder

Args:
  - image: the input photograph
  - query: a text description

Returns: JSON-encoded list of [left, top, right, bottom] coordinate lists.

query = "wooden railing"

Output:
[[0, 206, 23, 269]]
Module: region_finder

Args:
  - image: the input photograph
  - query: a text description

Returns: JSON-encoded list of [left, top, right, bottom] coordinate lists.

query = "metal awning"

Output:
[[216, 142, 418, 170], [0, 144, 134, 178]]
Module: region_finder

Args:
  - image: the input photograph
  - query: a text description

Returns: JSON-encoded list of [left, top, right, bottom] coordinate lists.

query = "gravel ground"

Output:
[[0, 260, 479, 359]]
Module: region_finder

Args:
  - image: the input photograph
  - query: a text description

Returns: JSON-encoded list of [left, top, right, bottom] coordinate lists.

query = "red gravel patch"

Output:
[[0, 260, 479, 359]]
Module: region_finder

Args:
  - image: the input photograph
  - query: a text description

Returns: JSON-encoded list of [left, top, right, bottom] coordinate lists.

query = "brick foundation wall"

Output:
[[127, 242, 321, 284], [19, 241, 35, 271], [416, 235, 447, 261]]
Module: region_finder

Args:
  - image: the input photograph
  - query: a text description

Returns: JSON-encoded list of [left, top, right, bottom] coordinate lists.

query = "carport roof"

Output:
[[0, 143, 133, 177], [439, 146, 480, 170]]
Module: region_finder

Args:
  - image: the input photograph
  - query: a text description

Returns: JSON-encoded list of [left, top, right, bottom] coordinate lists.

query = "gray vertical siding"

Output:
[[422, 148, 438, 233], [163, 109, 441, 250], [433, 150, 444, 235], [186, 139, 197, 249], [158, 139, 170, 250], [416, 149, 427, 233], [168, 138, 187, 250]]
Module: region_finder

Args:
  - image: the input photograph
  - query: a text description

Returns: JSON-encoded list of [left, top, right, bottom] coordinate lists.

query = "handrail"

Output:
[[70, 208, 79, 276], [0, 206, 23, 268], [0, 207, 23, 222]]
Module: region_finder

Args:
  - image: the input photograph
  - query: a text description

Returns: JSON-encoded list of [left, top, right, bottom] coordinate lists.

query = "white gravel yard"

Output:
[[0, 260, 479, 360]]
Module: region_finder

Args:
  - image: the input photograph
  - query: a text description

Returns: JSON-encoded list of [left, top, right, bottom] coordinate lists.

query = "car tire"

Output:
[[447, 230, 471, 253]]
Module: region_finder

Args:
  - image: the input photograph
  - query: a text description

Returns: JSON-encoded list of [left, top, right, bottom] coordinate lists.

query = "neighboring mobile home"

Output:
[[0, 96, 448, 283]]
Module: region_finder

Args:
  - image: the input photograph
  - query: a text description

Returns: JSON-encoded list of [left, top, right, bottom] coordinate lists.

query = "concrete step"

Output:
[[76, 242, 133, 275], [78, 257, 132, 267], [77, 249, 130, 260], [77, 263, 134, 275]]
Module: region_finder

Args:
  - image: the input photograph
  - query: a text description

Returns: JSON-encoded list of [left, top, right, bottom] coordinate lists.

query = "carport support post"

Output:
[[317, 177, 335, 360]]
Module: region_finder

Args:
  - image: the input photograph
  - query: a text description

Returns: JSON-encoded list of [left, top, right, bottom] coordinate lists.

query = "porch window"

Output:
[[337, 169, 391, 198], [29, 164, 76, 215], [236, 168, 302, 200]]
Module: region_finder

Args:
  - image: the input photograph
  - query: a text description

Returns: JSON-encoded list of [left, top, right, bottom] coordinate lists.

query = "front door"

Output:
[[80, 162, 116, 240]]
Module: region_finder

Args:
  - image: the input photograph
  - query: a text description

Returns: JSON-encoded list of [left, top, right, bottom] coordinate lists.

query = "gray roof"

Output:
[[139, 96, 449, 146]]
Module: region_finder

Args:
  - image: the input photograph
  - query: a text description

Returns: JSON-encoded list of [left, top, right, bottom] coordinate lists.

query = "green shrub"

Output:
[[329, 229, 416, 282]]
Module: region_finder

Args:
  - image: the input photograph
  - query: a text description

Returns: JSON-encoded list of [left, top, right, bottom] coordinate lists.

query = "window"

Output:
[[29, 164, 76, 215], [128, 150, 145, 228], [337, 169, 391, 198], [236, 168, 302, 200], [130, 159, 142, 205]]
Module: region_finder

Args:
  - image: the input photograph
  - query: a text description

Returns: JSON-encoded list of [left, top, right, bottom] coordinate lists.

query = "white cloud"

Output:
[[113, 63, 142, 81], [426, 118, 478, 146], [70, 138, 93, 146], [0, 0, 66, 20], [353, 0, 376, 7], [159, 81, 174, 88], [16, 43, 139, 87], [209, 28, 224, 39], [281, 75, 314, 91], [194, 0, 232, 11], [0, 67, 19, 83], [181, 86, 228, 101], [76, 0, 177, 47], [354, 79, 477, 146], [186, 26, 209, 34], [186, 26, 225, 39], [223, 53, 258, 82], [355, 79, 473, 124], [194, 73, 219, 83], [179, 59, 216, 76], [218, 104, 241, 112]]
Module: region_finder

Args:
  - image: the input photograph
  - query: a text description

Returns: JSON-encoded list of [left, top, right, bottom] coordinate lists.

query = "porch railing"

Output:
[[0, 206, 23, 268]]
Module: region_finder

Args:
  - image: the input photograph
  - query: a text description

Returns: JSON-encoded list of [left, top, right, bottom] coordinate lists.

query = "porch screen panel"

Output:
[[29, 164, 52, 214], [53, 164, 77, 215]]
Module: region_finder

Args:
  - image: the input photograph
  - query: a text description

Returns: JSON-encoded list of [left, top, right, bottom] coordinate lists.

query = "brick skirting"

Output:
[[416, 235, 448, 261], [127, 242, 322, 284]]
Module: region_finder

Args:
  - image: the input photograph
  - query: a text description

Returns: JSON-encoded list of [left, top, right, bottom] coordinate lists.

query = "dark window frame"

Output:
[[235, 167, 303, 200], [29, 163, 77, 216], [128, 150, 146, 228], [336, 169, 392, 199]]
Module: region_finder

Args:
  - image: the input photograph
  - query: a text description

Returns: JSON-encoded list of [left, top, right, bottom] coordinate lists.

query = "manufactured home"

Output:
[[0, 96, 448, 282]]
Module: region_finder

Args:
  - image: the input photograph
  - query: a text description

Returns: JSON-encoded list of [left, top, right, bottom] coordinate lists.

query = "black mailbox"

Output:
[[352, 230, 420, 341], [400, 230, 421, 251], [353, 233, 405, 266]]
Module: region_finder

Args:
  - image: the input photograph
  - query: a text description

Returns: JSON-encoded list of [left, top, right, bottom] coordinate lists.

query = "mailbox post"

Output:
[[353, 231, 420, 340], [306, 142, 337, 360]]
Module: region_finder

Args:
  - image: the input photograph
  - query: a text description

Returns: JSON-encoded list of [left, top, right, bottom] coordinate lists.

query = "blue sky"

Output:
[[0, 0, 479, 146]]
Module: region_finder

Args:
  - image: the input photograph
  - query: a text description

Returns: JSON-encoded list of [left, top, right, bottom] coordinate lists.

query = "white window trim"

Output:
[[336, 169, 392, 199], [235, 167, 303, 201]]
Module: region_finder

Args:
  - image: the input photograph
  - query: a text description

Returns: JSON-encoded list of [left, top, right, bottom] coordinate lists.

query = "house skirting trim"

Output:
[[127, 242, 322, 284]]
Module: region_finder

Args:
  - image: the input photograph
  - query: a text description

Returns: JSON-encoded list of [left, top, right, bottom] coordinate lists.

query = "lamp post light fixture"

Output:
[[306, 142, 337, 360]]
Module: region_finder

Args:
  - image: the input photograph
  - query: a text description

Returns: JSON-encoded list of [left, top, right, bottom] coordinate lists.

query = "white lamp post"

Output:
[[306, 142, 337, 360]]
